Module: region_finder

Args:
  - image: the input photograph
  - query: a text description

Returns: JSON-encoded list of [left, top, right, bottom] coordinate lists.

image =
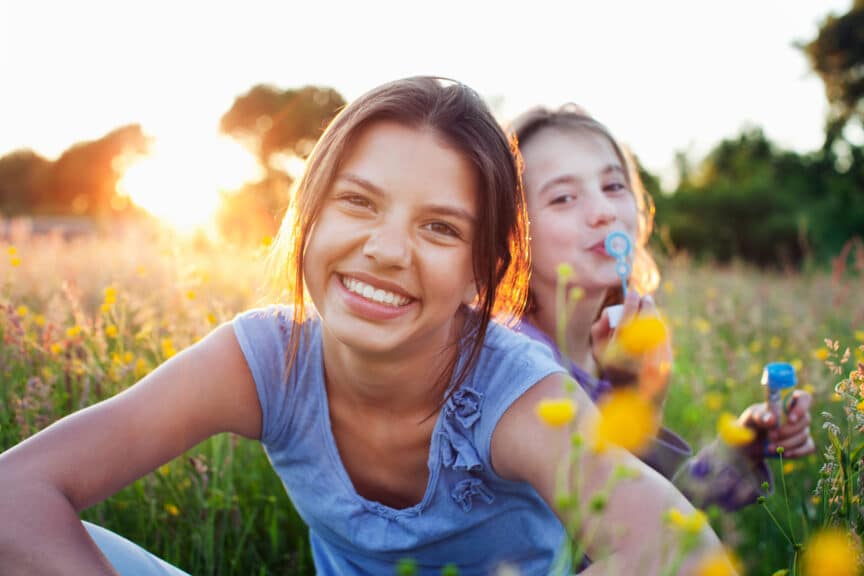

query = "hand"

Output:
[[591, 291, 674, 411], [737, 390, 815, 462]]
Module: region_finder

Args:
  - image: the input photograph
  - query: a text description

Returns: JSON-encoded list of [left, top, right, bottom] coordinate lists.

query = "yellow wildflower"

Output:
[[802, 529, 860, 576], [717, 412, 755, 447], [9, 256, 21, 267], [34, 314, 45, 327], [616, 316, 668, 356], [161, 338, 177, 359], [15, 305, 28, 317], [103, 286, 116, 305], [705, 392, 724, 411], [556, 262, 574, 281], [105, 324, 118, 338], [50, 342, 64, 355], [7, 246, 17, 256], [693, 317, 711, 335], [185, 290, 196, 301], [813, 347, 830, 361], [803, 384, 815, 394], [858, 400, 864, 414], [164, 503, 180, 517], [783, 461, 797, 474], [207, 312, 218, 326], [568, 287, 584, 302], [593, 390, 657, 455], [855, 330, 864, 343], [134, 358, 150, 379], [666, 508, 707, 534], [535, 398, 577, 428], [100, 303, 112, 314], [749, 340, 762, 354], [769, 336, 781, 349], [260, 235, 273, 247], [66, 325, 82, 338], [123, 351, 134, 364], [662, 281, 674, 294], [790, 359, 803, 372], [693, 549, 742, 576], [158, 464, 171, 476]]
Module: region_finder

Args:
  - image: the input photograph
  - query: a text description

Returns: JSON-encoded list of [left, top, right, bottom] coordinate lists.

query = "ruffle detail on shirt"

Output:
[[439, 387, 484, 472], [451, 478, 494, 512]]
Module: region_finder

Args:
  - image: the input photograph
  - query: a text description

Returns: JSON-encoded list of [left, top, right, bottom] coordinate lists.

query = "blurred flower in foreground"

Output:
[[593, 390, 656, 454], [717, 413, 755, 447], [535, 398, 577, 428], [617, 316, 668, 355], [666, 507, 707, 534], [694, 548, 742, 576], [801, 529, 860, 576]]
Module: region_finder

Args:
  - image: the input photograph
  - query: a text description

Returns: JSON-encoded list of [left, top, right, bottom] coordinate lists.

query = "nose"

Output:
[[362, 218, 411, 269], [584, 190, 616, 228]]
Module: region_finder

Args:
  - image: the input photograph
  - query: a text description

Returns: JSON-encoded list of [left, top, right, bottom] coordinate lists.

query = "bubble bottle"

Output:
[[761, 362, 797, 426]]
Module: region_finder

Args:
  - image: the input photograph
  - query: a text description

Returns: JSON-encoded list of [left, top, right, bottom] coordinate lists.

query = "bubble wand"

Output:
[[603, 231, 632, 328]]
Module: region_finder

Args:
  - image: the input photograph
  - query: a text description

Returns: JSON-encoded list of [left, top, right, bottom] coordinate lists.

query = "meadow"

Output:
[[2, 224, 863, 575]]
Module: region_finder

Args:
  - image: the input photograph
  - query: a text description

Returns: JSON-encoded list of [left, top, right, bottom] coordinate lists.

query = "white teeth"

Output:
[[341, 276, 410, 307]]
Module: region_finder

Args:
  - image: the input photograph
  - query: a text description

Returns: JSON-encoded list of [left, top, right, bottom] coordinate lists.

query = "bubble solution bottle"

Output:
[[761, 362, 797, 426]]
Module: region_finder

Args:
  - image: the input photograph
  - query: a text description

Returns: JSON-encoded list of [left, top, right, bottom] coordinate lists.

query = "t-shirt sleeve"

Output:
[[232, 306, 295, 445], [473, 324, 567, 476]]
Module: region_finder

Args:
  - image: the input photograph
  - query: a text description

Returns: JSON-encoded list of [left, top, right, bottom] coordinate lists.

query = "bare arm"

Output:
[[0, 322, 261, 575], [492, 374, 732, 575]]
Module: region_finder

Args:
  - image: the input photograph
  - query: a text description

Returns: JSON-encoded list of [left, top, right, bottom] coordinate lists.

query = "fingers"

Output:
[[769, 410, 811, 442], [773, 436, 816, 459], [767, 427, 812, 455], [784, 390, 812, 424], [739, 403, 776, 431]]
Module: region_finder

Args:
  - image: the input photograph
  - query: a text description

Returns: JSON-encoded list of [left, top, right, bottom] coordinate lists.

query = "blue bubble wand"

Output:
[[604, 231, 632, 296]]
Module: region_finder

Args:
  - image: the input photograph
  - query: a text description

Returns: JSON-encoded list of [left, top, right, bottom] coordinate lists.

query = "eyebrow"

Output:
[[538, 164, 626, 197], [336, 173, 476, 224]]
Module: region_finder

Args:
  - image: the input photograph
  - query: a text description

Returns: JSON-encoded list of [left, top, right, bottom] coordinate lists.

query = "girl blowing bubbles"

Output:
[[509, 105, 814, 511], [0, 78, 726, 575]]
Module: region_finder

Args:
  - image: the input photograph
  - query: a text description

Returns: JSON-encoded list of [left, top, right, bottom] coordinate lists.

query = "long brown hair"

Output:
[[508, 105, 660, 315], [268, 76, 530, 398]]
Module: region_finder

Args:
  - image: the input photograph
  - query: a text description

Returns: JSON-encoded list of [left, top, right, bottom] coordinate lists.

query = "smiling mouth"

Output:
[[340, 275, 413, 307]]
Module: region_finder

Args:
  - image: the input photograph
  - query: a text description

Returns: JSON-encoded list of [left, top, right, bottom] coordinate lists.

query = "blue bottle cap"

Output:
[[760, 362, 797, 390]]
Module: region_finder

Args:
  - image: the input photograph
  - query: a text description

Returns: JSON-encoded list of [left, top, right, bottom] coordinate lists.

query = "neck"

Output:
[[320, 318, 462, 417], [528, 286, 609, 377]]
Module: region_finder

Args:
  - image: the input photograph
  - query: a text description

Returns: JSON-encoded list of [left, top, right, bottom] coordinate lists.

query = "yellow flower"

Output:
[[693, 549, 742, 576], [103, 286, 116, 305], [705, 392, 724, 411], [161, 338, 177, 359], [9, 256, 21, 267], [66, 325, 82, 338], [693, 317, 711, 335], [717, 412, 755, 447], [790, 359, 803, 372], [568, 287, 584, 302], [666, 508, 707, 534], [105, 324, 118, 338], [34, 314, 45, 327], [813, 347, 830, 361], [855, 330, 864, 343], [662, 281, 675, 294], [556, 262, 574, 281], [593, 390, 657, 455], [134, 358, 150, 379], [802, 529, 860, 576], [616, 316, 668, 355], [164, 503, 180, 517], [803, 383, 815, 394], [857, 400, 864, 414], [185, 289, 197, 301], [7, 246, 17, 256], [50, 342, 64, 355], [158, 464, 171, 476], [123, 351, 134, 364], [206, 312, 218, 326], [783, 461, 797, 474], [769, 336, 781, 349], [535, 398, 577, 428], [15, 305, 28, 317], [749, 340, 762, 354], [260, 235, 273, 247]]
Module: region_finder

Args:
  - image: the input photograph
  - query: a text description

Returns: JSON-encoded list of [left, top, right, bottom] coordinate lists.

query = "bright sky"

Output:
[[0, 0, 850, 191]]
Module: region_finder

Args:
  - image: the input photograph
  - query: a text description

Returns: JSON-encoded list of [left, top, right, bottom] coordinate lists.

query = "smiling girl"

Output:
[[0, 79, 727, 575]]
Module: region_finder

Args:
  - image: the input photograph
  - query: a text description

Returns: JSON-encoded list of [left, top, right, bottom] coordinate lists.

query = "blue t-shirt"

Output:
[[233, 306, 568, 576]]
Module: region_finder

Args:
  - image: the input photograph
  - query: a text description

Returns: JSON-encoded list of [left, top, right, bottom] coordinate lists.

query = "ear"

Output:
[[463, 282, 478, 306]]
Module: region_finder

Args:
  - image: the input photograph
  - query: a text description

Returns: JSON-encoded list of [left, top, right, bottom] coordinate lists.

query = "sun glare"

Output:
[[117, 134, 261, 231]]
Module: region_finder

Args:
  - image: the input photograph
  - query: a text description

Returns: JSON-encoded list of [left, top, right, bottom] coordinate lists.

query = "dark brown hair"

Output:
[[268, 76, 530, 398]]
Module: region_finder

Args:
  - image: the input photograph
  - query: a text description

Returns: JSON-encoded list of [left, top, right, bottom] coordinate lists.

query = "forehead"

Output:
[[338, 120, 478, 209], [520, 127, 624, 189]]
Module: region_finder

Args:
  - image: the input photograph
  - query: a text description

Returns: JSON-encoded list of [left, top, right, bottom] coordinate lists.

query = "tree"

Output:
[[803, 0, 864, 143]]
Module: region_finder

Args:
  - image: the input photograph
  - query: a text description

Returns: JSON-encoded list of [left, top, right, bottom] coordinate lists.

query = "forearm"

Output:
[[0, 478, 117, 575]]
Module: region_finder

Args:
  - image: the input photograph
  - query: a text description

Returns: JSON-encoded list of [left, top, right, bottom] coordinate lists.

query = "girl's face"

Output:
[[521, 127, 638, 296], [304, 120, 478, 357]]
